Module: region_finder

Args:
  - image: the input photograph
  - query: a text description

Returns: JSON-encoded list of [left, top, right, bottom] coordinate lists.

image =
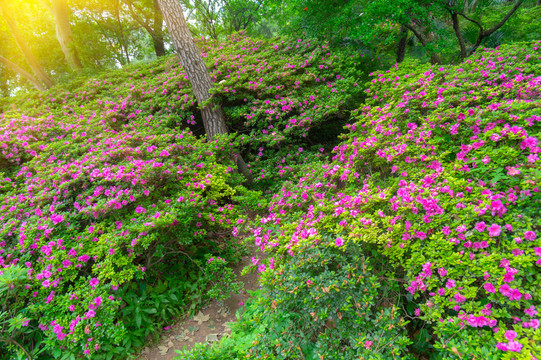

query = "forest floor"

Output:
[[137, 251, 260, 360]]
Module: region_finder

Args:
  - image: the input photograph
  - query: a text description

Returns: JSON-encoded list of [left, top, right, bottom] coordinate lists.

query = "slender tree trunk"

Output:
[[50, 0, 83, 70], [537, 0, 540, 6], [152, 0, 166, 57], [158, 0, 227, 138], [0, 55, 46, 91], [0, 77, 8, 97], [458, 0, 523, 57], [404, 24, 441, 64], [450, 11, 467, 60], [0, 1, 54, 88], [396, 25, 408, 63], [157, 0, 252, 182], [115, 0, 131, 64], [124, 0, 166, 57]]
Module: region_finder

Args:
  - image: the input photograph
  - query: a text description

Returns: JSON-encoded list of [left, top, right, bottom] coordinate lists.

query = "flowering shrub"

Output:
[[0, 106, 248, 357], [205, 255, 243, 302], [0, 32, 377, 359], [250, 41, 541, 359]]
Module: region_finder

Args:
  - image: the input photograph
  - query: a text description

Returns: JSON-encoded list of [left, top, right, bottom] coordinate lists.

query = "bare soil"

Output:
[[137, 253, 259, 360]]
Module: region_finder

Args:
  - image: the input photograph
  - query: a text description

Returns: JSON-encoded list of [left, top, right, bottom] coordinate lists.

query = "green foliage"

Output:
[[203, 255, 243, 302], [248, 41, 541, 359], [249, 242, 412, 360], [174, 289, 264, 360]]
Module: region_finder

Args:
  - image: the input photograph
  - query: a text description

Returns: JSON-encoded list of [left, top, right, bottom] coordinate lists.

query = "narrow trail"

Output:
[[137, 251, 260, 360]]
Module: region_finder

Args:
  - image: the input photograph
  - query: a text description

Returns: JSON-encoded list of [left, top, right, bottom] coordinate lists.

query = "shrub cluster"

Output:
[[0, 33, 375, 359], [246, 41, 541, 359]]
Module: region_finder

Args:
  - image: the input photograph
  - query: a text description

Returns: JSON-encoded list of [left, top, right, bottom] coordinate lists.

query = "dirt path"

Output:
[[137, 253, 259, 360]]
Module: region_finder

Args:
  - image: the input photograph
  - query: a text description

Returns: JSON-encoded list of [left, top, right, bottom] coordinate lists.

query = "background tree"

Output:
[[221, 0, 262, 34], [447, 0, 524, 59], [122, 0, 166, 57], [0, 0, 54, 88], [39, 0, 83, 70]]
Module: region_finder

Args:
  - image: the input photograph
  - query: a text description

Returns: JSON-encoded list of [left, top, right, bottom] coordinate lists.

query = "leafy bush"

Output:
[[249, 242, 412, 359], [0, 83, 253, 358], [250, 41, 541, 359]]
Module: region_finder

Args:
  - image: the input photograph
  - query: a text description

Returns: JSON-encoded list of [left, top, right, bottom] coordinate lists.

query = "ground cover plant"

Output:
[[0, 34, 374, 359], [241, 41, 541, 359]]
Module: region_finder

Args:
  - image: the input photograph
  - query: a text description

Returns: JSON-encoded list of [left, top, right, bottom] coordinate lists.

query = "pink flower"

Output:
[[487, 224, 501, 237], [499, 284, 512, 297], [504, 330, 517, 341], [454, 292, 466, 303], [89, 278, 99, 289], [525, 306, 538, 317], [524, 231, 537, 241], [364, 340, 373, 350], [507, 340, 523, 352], [484, 283, 495, 293], [160, 150, 170, 157], [509, 289, 522, 301], [335, 237, 344, 247], [475, 222, 486, 232]]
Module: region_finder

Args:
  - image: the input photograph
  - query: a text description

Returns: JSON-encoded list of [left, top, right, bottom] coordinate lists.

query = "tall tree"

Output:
[[43, 0, 83, 70], [448, 0, 524, 59], [123, 0, 166, 57], [157, 0, 251, 179], [396, 25, 408, 63], [0, 0, 54, 88]]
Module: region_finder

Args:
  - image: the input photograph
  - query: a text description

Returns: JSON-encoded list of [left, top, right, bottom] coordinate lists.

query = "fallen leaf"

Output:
[[188, 325, 199, 333], [158, 345, 169, 355], [193, 311, 210, 324]]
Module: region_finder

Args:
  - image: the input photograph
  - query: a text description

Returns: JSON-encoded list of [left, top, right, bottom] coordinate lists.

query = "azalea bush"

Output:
[[0, 32, 381, 358], [250, 41, 541, 359], [0, 107, 250, 358]]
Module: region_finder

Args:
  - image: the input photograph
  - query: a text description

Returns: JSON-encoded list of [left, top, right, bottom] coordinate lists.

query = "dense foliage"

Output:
[[0, 34, 373, 359], [244, 41, 541, 359], [1, 18, 540, 358]]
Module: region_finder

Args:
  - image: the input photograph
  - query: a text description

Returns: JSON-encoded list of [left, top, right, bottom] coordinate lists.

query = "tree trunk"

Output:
[[157, 0, 252, 183], [0, 76, 8, 97], [0, 55, 46, 91], [152, 0, 166, 57], [158, 0, 227, 139], [404, 24, 441, 64], [115, 0, 131, 65], [0, 1, 54, 88], [396, 25, 408, 63], [458, 0, 523, 57], [50, 0, 83, 71], [124, 0, 166, 57], [450, 11, 467, 60]]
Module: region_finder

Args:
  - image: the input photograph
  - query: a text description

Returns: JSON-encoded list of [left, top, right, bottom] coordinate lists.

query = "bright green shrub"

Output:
[[248, 242, 412, 360]]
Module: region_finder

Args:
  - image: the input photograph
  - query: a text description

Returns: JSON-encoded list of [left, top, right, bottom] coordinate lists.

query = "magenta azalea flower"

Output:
[[484, 283, 495, 293], [487, 224, 501, 237], [89, 278, 99, 289], [475, 222, 486, 232]]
